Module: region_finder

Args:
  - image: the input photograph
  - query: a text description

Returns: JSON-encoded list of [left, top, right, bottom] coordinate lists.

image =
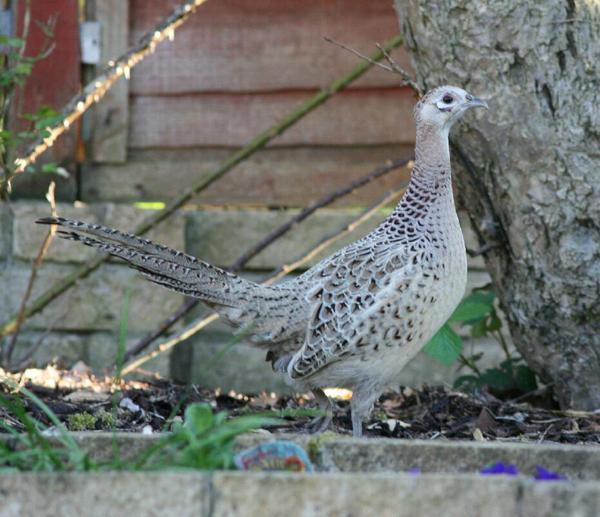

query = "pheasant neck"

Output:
[[391, 124, 454, 222]]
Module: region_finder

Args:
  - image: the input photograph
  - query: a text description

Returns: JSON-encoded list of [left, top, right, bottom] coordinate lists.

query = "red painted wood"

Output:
[[13, 0, 81, 165], [129, 87, 416, 148], [129, 0, 410, 94]]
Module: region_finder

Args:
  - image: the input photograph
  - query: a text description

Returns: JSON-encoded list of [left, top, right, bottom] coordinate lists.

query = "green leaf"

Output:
[[449, 291, 495, 323], [453, 374, 480, 390], [0, 36, 24, 47], [470, 318, 488, 338], [487, 310, 502, 332], [423, 324, 464, 365], [514, 365, 538, 393], [14, 62, 33, 75], [479, 368, 514, 391], [184, 403, 214, 435]]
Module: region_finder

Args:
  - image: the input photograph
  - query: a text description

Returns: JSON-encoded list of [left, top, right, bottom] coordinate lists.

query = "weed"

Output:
[[424, 289, 537, 397]]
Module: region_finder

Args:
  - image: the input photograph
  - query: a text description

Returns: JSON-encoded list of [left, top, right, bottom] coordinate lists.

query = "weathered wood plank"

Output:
[[81, 146, 413, 206], [89, 0, 129, 162], [129, 88, 415, 148], [129, 0, 410, 94]]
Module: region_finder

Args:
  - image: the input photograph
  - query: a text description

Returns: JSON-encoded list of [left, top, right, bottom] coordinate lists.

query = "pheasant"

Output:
[[37, 86, 487, 437]]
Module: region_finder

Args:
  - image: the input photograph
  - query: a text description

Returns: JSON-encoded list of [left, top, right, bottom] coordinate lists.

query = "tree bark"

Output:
[[394, 0, 600, 409]]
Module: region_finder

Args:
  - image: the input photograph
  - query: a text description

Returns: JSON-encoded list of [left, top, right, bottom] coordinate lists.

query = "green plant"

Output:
[[0, 384, 91, 471], [0, 9, 59, 198], [0, 382, 312, 472], [424, 289, 537, 396], [135, 403, 284, 471]]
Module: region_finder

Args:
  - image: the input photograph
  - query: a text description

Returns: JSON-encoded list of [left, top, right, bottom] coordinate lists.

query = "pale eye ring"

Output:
[[442, 94, 453, 104]]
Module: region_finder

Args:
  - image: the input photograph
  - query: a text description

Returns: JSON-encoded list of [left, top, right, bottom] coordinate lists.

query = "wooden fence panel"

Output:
[[129, 0, 410, 94], [81, 145, 413, 205], [88, 0, 130, 163], [129, 88, 415, 148]]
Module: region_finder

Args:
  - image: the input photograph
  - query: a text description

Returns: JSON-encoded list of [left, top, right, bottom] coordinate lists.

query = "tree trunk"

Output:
[[394, 0, 600, 409]]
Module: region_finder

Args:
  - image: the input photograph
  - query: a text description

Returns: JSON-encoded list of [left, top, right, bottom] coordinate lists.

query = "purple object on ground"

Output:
[[534, 465, 567, 481], [480, 462, 519, 476]]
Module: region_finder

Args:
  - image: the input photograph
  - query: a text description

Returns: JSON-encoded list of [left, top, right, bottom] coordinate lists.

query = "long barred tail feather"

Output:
[[37, 217, 257, 308]]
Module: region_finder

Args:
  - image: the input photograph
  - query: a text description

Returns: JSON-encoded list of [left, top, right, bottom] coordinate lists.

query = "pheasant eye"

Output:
[[442, 95, 453, 104]]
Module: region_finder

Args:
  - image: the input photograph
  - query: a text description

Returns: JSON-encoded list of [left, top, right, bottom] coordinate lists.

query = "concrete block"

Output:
[[85, 332, 170, 376], [0, 261, 182, 333], [316, 438, 600, 481], [521, 480, 600, 517], [211, 472, 520, 517], [12, 201, 184, 263], [186, 207, 487, 272], [185, 207, 382, 270], [8, 330, 170, 376], [0, 471, 210, 517]]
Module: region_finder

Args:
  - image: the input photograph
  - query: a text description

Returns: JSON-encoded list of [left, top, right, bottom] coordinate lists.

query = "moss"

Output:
[[67, 412, 97, 431], [307, 431, 337, 462], [97, 410, 116, 429]]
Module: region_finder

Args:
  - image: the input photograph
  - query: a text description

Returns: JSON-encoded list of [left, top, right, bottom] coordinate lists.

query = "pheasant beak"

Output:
[[466, 95, 488, 109]]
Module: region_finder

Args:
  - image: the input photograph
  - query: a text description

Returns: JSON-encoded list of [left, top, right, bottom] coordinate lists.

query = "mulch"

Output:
[[2, 365, 600, 445]]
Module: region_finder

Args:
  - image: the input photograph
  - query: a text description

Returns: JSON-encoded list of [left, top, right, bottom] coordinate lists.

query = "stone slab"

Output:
[[185, 208, 486, 271], [0, 471, 210, 517], [5, 433, 600, 480], [211, 471, 521, 517], [0, 261, 182, 333], [314, 438, 600, 481], [1, 468, 599, 517], [12, 201, 184, 263], [8, 331, 169, 376]]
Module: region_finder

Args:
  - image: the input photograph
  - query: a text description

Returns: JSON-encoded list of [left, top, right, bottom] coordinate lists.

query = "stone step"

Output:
[[1, 469, 598, 517], [3, 433, 598, 516], [26, 432, 600, 481]]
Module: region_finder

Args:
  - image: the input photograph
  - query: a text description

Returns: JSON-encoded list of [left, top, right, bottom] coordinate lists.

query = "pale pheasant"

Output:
[[37, 86, 487, 437]]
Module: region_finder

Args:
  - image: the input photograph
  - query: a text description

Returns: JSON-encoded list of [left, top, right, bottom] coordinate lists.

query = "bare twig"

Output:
[[2, 182, 57, 367], [0, 33, 405, 339], [123, 156, 412, 362], [324, 37, 422, 96], [121, 185, 407, 376]]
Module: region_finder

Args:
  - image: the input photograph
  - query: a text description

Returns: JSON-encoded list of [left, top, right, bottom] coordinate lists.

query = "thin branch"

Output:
[[324, 37, 422, 96], [3, 181, 57, 367], [374, 42, 423, 96], [11, 0, 209, 178], [121, 185, 407, 376], [0, 33, 405, 339], [123, 156, 412, 362]]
